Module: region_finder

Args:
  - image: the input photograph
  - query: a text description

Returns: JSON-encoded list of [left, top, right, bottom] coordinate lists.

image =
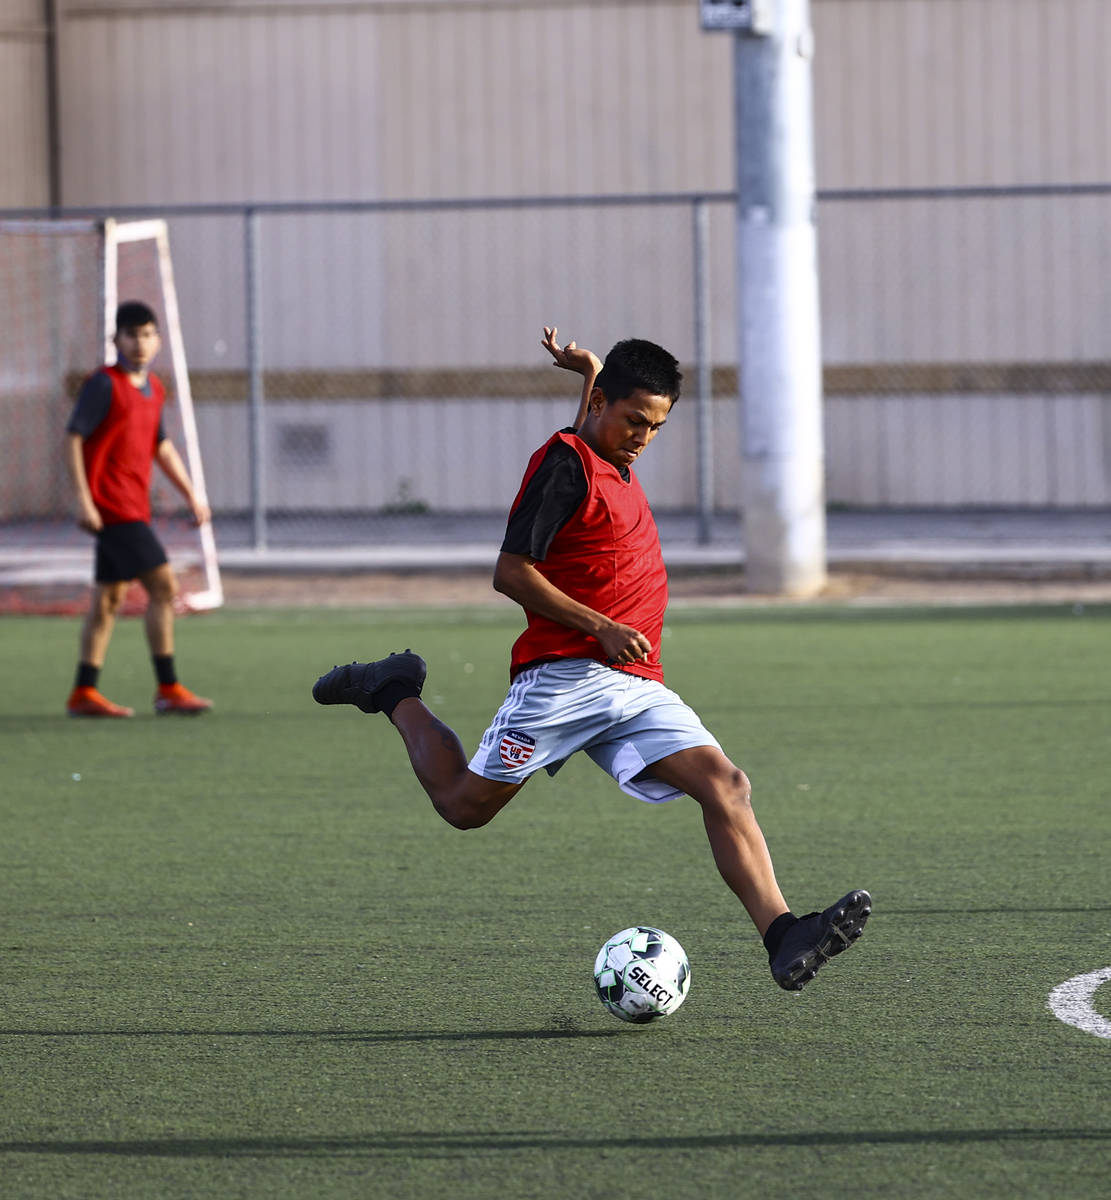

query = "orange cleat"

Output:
[[66, 687, 135, 719], [154, 682, 213, 715]]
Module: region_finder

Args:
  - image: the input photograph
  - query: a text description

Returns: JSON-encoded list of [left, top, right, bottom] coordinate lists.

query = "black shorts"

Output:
[[95, 521, 169, 583]]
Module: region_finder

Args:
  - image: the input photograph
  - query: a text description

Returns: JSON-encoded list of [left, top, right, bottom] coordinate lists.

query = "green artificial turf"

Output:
[[1, 602, 1109, 1198]]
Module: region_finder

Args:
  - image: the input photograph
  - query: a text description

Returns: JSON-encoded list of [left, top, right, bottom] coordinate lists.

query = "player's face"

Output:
[[114, 322, 161, 371], [583, 388, 672, 470]]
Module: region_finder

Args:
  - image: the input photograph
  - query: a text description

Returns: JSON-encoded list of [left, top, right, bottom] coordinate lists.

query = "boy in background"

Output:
[[64, 300, 213, 718]]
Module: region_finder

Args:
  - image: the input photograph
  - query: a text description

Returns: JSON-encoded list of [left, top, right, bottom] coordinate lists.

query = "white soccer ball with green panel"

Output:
[[593, 926, 691, 1024]]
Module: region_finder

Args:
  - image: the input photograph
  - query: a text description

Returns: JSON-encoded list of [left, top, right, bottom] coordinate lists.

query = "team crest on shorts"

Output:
[[499, 728, 536, 770]]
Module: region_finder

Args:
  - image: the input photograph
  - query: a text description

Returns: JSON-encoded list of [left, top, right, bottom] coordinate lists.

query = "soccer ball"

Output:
[[593, 926, 691, 1024]]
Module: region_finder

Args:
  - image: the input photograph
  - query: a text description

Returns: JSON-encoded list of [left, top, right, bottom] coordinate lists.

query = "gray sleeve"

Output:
[[501, 442, 587, 561], [65, 372, 113, 437]]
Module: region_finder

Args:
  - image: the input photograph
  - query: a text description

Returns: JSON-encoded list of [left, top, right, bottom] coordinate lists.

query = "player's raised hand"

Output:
[[542, 326, 602, 378]]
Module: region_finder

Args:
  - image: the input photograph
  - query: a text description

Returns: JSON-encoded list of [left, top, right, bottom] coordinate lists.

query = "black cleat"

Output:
[[770, 889, 872, 992], [312, 649, 426, 714]]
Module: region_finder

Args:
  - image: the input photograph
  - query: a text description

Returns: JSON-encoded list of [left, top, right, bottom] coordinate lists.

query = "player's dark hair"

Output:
[[115, 300, 158, 332], [595, 339, 682, 405]]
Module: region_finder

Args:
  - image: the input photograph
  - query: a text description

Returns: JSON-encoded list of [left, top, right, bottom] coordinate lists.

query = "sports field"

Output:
[[2, 601, 1109, 1199]]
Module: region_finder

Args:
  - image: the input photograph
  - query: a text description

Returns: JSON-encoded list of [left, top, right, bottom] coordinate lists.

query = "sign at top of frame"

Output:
[[700, 0, 756, 31]]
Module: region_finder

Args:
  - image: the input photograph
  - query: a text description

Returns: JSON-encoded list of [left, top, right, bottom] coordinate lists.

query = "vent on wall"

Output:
[[278, 423, 330, 467]]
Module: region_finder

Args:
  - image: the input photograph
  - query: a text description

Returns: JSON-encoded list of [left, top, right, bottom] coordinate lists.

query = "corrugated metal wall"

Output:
[[5, 0, 1110, 510], [193, 391, 1108, 512], [0, 0, 51, 207], [53, 0, 1111, 203], [815, 0, 1111, 188], [56, 1, 731, 203], [45, 0, 1111, 368]]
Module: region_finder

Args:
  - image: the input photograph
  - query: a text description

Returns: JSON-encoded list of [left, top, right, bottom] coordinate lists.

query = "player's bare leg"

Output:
[[313, 651, 522, 828], [79, 579, 128, 666], [389, 697, 524, 829], [68, 581, 135, 716], [650, 744, 871, 991], [648, 745, 788, 935], [140, 562, 178, 656], [141, 562, 212, 714]]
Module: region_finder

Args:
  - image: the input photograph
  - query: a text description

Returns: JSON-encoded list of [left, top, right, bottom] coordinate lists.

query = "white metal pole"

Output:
[[101, 217, 118, 364], [693, 198, 714, 544], [153, 221, 224, 608], [245, 208, 268, 552], [734, 0, 827, 595]]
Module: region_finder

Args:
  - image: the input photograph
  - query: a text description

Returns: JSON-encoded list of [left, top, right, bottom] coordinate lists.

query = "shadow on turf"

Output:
[[878, 906, 1111, 915], [0, 1028, 625, 1041], [332, 1029, 627, 1043], [3, 1128, 1109, 1159]]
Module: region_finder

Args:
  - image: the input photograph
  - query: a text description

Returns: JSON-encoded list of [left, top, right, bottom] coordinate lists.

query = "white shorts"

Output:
[[468, 658, 721, 804]]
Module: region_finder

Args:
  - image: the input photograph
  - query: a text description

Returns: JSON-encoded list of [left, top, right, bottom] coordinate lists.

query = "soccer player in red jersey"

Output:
[[64, 301, 213, 718], [314, 328, 870, 991]]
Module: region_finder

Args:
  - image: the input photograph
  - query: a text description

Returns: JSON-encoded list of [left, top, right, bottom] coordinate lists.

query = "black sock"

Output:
[[76, 662, 99, 690], [376, 680, 421, 720], [153, 655, 177, 686], [763, 912, 798, 960]]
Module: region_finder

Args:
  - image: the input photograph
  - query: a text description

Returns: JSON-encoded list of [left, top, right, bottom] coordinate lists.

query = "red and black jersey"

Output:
[[66, 365, 166, 525], [504, 430, 668, 683]]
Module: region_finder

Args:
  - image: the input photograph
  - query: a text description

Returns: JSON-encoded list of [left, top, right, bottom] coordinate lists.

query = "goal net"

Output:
[[0, 218, 222, 614]]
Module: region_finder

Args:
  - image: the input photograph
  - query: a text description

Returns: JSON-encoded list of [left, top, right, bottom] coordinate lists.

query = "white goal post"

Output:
[[0, 217, 222, 612]]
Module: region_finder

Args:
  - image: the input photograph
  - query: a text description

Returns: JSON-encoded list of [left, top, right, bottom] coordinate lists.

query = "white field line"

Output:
[[1047, 967, 1111, 1039]]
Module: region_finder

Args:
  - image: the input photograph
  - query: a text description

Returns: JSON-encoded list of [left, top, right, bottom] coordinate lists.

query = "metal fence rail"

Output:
[[3, 184, 1110, 553]]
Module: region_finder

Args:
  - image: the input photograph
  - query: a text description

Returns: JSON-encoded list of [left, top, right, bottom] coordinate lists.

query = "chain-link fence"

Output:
[[3, 186, 1110, 560]]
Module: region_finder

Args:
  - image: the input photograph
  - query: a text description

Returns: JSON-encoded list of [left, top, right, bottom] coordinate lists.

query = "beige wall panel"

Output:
[[55, 17, 115, 204], [813, 0, 1111, 188], [192, 390, 1109, 511], [2, 0, 46, 18], [191, 402, 244, 509], [162, 199, 702, 377], [371, 203, 701, 370], [357, 1, 734, 202], [39, 0, 1111, 202], [0, 23, 50, 206], [193, 391, 742, 513], [49, 1, 1111, 373], [57, 10, 383, 204], [822, 393, 1110, 506], [818, 193, 1111, 365], [57, 2, 731, 205], [1055, 395, 1111, 505], [370, 3, 732, 200], [19, 0, 1111, 516]]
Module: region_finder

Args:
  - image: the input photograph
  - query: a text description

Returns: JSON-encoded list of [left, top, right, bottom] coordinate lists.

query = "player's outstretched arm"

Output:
[[542, 325, 602, 430]]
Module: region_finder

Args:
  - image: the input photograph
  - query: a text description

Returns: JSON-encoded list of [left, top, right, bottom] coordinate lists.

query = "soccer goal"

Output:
[[0, 218, 222, 614]]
